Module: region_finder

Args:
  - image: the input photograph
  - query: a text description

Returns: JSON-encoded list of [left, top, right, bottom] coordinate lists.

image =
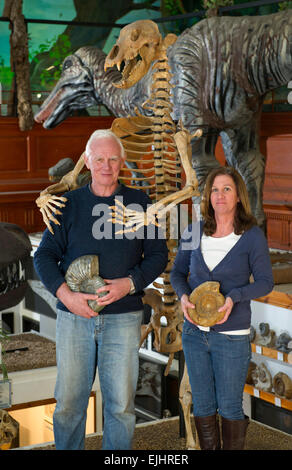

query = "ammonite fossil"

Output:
[[273, 372, 292, 399], [188, 281, 225, 327], [65, 255, 108, 313], [250, 362, 273, 392], [255, 322, 276, 348], [250, 325, 256, 343], [275, 332, 292, 353], [259, 322, 270, 336], [246, 361, 257, 385]]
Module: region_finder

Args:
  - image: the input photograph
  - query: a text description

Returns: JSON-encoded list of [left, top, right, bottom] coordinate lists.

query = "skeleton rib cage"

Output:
[[112, 42, 185, 360]]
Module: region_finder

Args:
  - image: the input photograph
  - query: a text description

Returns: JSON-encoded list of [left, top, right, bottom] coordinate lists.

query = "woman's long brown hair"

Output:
[[201, 166, 257, 236]]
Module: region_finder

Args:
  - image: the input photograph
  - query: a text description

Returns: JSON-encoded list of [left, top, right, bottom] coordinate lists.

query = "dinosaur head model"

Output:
[[105, 19, 163, 89], [0, 222, 32, 310], [34, 44, 151, 129], [34, 47, 105, 129]]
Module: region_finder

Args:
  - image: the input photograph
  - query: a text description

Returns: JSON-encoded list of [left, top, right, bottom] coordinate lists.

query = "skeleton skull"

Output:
[[104, 20, 162, 89], [0, 410, 18, 445]]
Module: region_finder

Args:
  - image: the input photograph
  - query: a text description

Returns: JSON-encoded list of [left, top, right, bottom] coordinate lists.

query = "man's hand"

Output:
[[56, 283, 99, 318], [95, 278, 132, 306]]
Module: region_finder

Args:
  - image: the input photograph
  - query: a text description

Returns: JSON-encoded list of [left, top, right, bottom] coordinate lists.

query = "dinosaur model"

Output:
[[35, 11, 292, 230]]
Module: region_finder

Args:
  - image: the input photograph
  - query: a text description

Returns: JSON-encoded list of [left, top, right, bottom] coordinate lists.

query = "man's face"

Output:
[[84, 137, 124, 190]]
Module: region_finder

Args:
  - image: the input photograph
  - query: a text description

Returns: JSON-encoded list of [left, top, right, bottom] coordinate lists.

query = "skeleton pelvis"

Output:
[[154, 323, 182, 353]]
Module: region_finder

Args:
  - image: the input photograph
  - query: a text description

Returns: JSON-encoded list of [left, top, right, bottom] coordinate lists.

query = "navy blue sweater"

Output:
[[170, 222, 274, 332], [34, 184, 168, 314]]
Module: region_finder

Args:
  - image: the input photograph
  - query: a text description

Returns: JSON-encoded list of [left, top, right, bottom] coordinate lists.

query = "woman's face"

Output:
[[210, 174, 239, 218]]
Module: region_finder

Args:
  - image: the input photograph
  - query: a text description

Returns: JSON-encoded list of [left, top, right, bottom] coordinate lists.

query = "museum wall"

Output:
[[0, 112, 291, 250], [0, 2, 291, 247]]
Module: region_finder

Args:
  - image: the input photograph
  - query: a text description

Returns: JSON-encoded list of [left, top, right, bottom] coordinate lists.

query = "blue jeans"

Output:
[[182, 324, 251, 420], [53, 308, 143, 450]]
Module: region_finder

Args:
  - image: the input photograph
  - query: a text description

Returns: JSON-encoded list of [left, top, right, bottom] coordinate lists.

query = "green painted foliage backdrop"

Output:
[[0, 0, 291, 111]]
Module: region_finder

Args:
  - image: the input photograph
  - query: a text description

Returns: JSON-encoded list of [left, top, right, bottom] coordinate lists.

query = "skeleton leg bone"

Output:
[[179, 363, 199, 450]]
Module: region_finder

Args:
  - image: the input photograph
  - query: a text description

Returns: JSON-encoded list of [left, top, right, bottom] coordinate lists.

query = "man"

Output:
[[34, 129, 168, 450]]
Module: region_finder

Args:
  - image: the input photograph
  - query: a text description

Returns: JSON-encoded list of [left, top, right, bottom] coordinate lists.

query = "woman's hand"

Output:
[[216, 296, 234, 324], [95, 277, 132, 307], [181, 294, 195, 316]]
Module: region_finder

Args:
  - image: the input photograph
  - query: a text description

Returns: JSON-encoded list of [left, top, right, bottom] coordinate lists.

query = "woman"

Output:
[[170, 166, 274, 450]]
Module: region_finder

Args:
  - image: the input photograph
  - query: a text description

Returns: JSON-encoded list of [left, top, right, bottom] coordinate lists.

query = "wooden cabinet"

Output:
[[264, 203, 292, 250], [261, 113, 292, 250], [215, 112, 292, 250], [0, 116, 114, 233]]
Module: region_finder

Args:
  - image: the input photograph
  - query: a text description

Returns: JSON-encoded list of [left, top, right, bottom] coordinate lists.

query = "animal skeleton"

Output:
[[36, 20, 201, 449], [35, 11, 292, 232], [109, 125, 201, 233], [105, 20, 200, 449], [179, 362, 199, 450]]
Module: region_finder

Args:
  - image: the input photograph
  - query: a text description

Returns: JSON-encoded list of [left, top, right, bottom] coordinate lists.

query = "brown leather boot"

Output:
[[221, 416, 249, 450], [194, 414, 221, 450]]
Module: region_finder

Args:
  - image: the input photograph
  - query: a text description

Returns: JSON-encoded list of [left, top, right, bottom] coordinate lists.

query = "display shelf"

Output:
[[247, 298, 292, 424], [256, 290, 292, 310], [251, 343, 291, 364], [244, 384, 292, 412]]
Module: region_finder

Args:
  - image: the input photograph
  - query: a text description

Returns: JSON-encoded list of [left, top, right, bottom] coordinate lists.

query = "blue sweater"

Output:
[[34, 184, 168, 315], [170, 222, 274, 332]]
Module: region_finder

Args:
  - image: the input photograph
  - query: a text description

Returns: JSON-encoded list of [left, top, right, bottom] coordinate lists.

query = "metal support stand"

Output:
[[178, 349, 186, 437]]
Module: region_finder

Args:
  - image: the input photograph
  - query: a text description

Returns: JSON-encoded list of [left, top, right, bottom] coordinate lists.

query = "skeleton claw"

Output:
[[108, 202, 161, 233], [109, 198, 162, 234], [37, 193, 67, 234], [40, 208, 58, 234]]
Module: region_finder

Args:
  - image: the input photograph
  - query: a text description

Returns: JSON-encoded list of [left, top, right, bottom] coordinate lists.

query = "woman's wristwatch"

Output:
[[128, 276, 136, 295]]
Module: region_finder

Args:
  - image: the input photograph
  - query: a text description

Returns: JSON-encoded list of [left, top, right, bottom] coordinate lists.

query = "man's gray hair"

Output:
[[85, 129, 126, 160]]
